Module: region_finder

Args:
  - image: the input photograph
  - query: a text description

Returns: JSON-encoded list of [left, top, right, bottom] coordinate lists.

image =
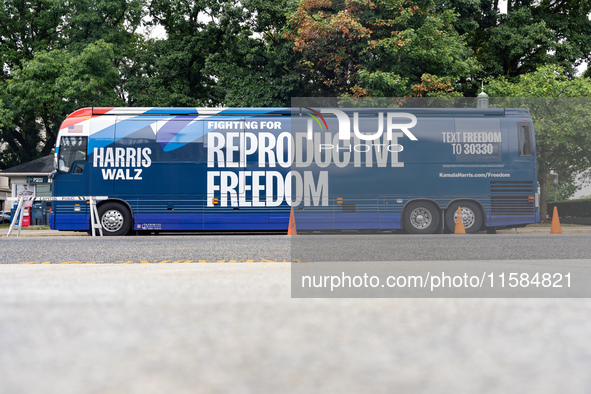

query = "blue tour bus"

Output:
[[50, 106, 539, 235]]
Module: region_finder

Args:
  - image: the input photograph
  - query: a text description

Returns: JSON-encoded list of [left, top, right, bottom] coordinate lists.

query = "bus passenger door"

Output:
[[54, 135, 89, 197]]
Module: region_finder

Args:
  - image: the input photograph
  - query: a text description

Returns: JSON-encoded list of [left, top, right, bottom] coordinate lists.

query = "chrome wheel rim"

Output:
[[410, 208, 432, 229], [101, 209, 124, 232], [453, 207, 475, 229]]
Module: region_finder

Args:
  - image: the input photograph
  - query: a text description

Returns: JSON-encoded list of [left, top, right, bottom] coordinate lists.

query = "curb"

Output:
[[2, 233, 87, 237], [1, 229, 86, 237], [497, 227, 591, 234]]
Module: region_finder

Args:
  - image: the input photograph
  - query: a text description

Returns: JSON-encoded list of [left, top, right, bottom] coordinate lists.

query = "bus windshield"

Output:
[[58, 136, 87, 173]]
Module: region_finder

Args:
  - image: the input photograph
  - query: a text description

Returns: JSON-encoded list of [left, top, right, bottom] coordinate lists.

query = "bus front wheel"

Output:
[[445, 201, 484, 234], [98, 202, 132, 236], [403, 201, 440, 234]]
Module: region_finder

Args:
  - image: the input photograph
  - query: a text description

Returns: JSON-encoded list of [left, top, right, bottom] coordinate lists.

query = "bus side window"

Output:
[[73, 163, 85, 174], [518, 124, 533, 157]]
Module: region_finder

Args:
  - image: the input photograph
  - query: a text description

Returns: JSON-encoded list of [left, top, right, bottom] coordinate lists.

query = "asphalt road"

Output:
[[1, 233, 591, 264], [2, 234, 591, 393]]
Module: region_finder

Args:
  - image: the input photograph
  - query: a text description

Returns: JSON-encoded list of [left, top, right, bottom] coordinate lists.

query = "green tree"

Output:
[[487, 65, 591, 220], [284, 0, 478, 97], [0, 0, 144, 74], [545, 176, 578, 203], [204, 0, 313, 106], [127, 0, 249, 106], [0, 41, 121, 168], [126, 0, 310, 107], [445, 0, 591, 93], [0, 0, 144, 168]]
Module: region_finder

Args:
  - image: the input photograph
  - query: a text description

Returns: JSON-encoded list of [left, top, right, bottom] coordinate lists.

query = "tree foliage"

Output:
[[0, 0, 144, 168], [487, 66, 591, 219], [1, 0, 591, 172], [121, 0, 312, 107], [0, 41, 121, 168], [0, 0, 144, 75], [449, 0, 591, 94], [285, 0, 478, 96]]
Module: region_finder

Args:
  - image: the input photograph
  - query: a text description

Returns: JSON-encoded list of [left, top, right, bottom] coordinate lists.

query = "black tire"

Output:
[[445, 201, 484, 234], [98, 202, 132, 236], [402, 201, 440, 234]]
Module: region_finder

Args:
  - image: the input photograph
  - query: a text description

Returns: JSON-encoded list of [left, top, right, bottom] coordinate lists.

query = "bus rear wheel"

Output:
[[98, 202, 132, 236], [445, 201, 483, 234], [403, 201, 440, 234]]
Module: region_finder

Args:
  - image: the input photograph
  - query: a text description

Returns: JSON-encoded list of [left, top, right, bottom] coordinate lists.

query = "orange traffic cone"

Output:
[[550, 206, 562, 234], [454, 207, 466, 234], [287, 206, 297, 235]]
